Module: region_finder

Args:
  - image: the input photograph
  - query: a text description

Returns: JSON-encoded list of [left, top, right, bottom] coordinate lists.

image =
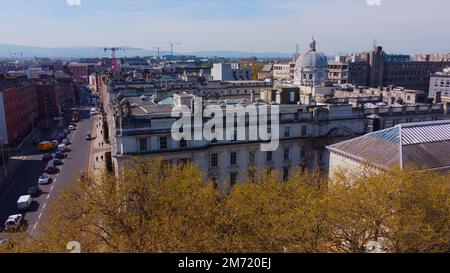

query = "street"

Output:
[[0, 85, 95, 237]]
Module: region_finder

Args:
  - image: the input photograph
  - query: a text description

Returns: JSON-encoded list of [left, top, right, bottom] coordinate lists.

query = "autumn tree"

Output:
[[9, 159, 449, 253]]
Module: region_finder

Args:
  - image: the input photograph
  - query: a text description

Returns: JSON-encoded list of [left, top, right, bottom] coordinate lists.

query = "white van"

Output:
[[4, 214, 23, 232], [17, 195, 32, 211], [57, 143, 66, 152]]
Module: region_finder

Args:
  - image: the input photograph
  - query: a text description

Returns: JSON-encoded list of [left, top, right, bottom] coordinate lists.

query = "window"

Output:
[[284, 147, 290, 160], [284, 126, 290, 138], [301, 125, 308, 136], [179, 138, 187, 149], [249, 150, 255, 164], [230, 172, 237, 187], [266, 151, 272, 162], [211, 153, 218, 167], [159, 136, 168, 150], [230, 152, 237, 166], [300, 146, 306, 158], [139, 138, 147, 151]]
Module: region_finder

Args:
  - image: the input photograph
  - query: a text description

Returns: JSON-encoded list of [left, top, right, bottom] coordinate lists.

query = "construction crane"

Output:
[[103, 47, 126, 71], [8, 50, 23, 60], [169, 42, 181, 57]]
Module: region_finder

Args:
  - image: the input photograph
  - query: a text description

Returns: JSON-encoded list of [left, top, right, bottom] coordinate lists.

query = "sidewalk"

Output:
[[90, 114, 112, 182]]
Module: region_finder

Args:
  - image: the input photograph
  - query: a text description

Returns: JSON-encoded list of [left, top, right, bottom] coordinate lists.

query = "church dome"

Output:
[[294, 38, 329, 86], [296, 39, 328, 69]]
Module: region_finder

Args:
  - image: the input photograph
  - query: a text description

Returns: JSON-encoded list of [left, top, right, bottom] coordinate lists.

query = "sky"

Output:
[[0, 0, 449, 55]]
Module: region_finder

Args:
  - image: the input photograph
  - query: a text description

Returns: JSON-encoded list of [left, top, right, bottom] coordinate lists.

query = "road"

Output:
[[0, 85, 94, 237]]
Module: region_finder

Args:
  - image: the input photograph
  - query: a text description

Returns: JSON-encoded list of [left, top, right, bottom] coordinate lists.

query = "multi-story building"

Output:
[[328, 59, 349, 85], [330, 46, 450, 91], [66, 62, 98, 84], [0, 74, 75, 146], [413, 53, 450, 62], [273, 62, 296, 81], [211, 63, 251, 81], [0, 84, 39, 146], [429, 67, 450, 102], [328, 56, 369, 87], [367, 46, 450, 91], [102, 82, 448, 189]]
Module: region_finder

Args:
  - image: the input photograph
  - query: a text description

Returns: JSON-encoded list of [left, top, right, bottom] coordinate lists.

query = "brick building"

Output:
[[66, 63, 97, 84], [0, 84, 39, 146], [0, 75, 75, 146]]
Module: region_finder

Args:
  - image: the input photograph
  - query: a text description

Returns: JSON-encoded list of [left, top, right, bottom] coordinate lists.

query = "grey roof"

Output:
[[297, 50, 328, 69], [327, 120, 450, 171], [400, 121, 450, 145]]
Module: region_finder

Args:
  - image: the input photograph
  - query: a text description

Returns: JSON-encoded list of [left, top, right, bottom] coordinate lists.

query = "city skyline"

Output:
[[0, 0, 449, 55]]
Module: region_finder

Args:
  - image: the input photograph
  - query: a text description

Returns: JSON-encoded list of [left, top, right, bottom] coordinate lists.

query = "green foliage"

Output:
[[10, 160, 450, 253]]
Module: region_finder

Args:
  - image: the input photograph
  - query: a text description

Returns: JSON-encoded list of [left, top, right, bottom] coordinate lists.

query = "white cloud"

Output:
[[367, 0, 382, 6], [66, 0, 81, 6]]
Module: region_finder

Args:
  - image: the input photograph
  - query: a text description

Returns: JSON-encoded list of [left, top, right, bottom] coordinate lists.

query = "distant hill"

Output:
[[0, 44, 153, 59], [0, 44, 293, 59], [185, 50, 293, 59]]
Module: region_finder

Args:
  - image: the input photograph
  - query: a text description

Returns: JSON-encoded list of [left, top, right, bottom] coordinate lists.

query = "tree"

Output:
[[219, 169, 329, 253], [251, 63, 265, 80], [9, 159, 450, 253], [383, 169, 450, 253]]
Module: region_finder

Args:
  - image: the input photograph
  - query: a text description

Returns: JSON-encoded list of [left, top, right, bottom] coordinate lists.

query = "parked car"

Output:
[[4, 214, 23, 232], [42, 153, 52, 161], [85, 133, 92, 141], [68, 125, 76, 131], [63, 129, 69, 135], [38, 174, 51, 185], [53, 159, 64, 166], [45, 166, 59, 174], [52, 140, 59, 146], [62, 139, 70, 145], [17, 195, 32, 211], [55, 151, 65, 159], [27, 186, 40, 197]]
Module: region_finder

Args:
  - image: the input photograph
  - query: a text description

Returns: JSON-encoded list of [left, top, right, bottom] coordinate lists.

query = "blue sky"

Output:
[[0, 0, 449, 54]]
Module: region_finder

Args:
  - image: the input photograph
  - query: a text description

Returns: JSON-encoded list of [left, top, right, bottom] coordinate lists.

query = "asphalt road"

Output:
[[0, 85, 95, 237]]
